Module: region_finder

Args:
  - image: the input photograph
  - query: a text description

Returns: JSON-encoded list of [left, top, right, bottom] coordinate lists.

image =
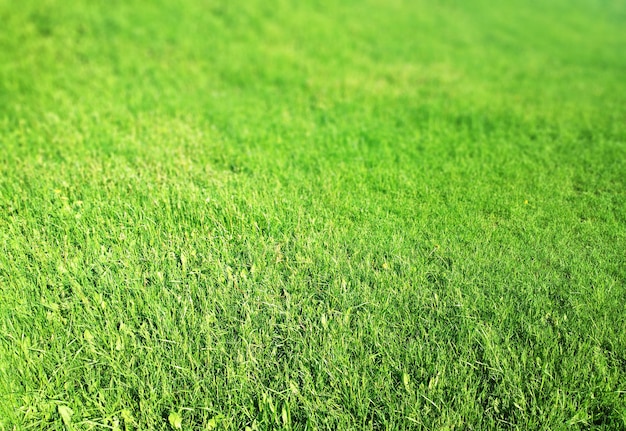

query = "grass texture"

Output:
[[1, 0, 626, 429]]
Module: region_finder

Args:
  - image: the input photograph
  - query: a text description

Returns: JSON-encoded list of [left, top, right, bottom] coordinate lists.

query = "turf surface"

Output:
[[1, 0, 626, 429]]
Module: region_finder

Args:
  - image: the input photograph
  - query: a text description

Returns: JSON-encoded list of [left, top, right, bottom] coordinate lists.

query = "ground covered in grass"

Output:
[[1, 0, 625, 429]]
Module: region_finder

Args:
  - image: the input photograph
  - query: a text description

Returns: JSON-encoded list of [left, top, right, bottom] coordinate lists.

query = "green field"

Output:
[[1, 0, 625, 429]]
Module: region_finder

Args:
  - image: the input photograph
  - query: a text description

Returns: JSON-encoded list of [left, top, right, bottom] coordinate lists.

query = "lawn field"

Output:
[[1, 0, 626, 429]]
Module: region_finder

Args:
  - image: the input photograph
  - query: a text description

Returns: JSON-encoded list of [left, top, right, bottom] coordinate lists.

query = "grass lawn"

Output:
[[1, 0, 625, 429]]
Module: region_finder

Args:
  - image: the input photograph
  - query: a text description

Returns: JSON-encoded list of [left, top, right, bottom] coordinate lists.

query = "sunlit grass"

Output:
[[1, 0, 625, 429]]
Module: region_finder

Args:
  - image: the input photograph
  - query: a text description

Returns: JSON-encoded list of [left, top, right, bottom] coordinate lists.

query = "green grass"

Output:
[[1, 0, 626, 429]]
